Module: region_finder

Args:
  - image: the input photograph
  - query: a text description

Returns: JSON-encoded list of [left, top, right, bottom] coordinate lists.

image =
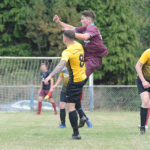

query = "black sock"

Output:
[[77, 108, 87, 119], [75, 102, 87, 119], [69, 110, 79, 135], [60, 109, 66, 125], [140, 107, 148, 127]]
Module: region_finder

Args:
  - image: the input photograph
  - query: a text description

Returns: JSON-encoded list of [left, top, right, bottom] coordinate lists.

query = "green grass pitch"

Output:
[[0, 111, 150, 150]]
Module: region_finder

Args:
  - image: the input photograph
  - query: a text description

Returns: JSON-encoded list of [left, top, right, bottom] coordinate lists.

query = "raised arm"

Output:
[[53, 15, 74, 30], [51, 60, 66, 77], [135, 61, 150, 88], [75, 33, 90, 41]]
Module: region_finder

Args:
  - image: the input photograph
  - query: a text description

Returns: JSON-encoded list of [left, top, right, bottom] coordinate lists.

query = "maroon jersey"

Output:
[[75, 24, 108, 59]]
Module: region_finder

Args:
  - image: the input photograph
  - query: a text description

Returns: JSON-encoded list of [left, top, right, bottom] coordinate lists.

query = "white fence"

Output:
[[0, 57, 140, 112], [0, 85, 140, 112], [93, 85, 140, 111], [0, 57, 92, 111]]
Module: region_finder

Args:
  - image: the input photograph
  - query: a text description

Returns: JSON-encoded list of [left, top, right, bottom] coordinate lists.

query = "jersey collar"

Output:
[[87, 23, 95, 29], [67, 42, 77, 49]]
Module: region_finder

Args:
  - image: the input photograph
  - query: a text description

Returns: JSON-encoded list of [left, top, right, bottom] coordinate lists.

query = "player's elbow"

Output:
[[135, 62, 138, 70], [135, 62, 139, 72], [84, 37, 89, 41]]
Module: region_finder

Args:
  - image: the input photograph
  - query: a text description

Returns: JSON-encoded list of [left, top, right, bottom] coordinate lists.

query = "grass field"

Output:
[[0, 111, 150, 150]]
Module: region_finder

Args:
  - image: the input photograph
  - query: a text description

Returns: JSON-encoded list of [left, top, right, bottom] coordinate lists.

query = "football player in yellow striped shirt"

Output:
[[53, 67, 92, 129], [45, 30, 88, 140], [135, 48, 150, 135]]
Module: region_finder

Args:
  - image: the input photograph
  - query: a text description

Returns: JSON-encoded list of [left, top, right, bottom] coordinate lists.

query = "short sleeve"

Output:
[[75, 27, 86, 33], [61, 50, 70, 62], [60, 73, 64, 77], [139, 50, 150, 65]]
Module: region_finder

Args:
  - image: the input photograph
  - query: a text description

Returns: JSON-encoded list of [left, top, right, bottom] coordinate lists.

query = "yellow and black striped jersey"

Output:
[[61, 42, 87, 82], [139, 49, 150, 81]]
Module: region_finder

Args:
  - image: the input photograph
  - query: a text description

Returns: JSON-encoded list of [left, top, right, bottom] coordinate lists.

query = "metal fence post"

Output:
[[30, 87, 34, 111], [89, 74, 94, 112]]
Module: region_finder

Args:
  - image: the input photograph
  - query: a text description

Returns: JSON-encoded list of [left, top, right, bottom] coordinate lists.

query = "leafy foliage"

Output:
[[25, 0, 80, 56], [133, 0, 150, 51], [0, 0, 149, 84], [0, 44, 31, 56], [0, 0, 31, 55]]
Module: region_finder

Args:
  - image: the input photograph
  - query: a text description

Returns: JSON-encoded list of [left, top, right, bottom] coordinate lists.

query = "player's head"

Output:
[[81, 10, 96, 27], [41, 63, 47, 72], [63, 30, 75, 45]]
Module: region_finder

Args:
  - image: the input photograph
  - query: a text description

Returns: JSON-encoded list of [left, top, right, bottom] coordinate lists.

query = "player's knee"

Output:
[[68, 103, 75, 112], [38, 96, 42, 102], [142, 100, 150, 108], [50, 98, 55, 103], [68, 108, 75, 112], [140, 92, 150, 108], [60, 103, 66, 109]]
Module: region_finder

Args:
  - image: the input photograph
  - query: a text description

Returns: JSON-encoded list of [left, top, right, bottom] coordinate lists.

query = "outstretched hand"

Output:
[[53, 15, 60, 23]]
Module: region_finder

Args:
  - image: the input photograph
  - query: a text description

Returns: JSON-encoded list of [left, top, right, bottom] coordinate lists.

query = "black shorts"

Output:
[[137, 77, 150, 94], [60, 91, 67, 103], [66, 79, 86, 103]]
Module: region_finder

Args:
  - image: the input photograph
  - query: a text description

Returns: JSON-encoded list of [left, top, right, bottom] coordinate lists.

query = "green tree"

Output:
[[133, 0, 150, 51], [0, 0, 144, 85], [26, 0, 80, 56], [0, 0, 31, 56], [0, 44, 31, 56], [26, 0, 51, 55]]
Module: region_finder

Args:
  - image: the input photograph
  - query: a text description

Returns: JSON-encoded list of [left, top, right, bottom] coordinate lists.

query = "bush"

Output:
[[0, 44, 32, 56]]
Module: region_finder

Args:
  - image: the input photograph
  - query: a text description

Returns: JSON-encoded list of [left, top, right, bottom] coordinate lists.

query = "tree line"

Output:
[[0, 0, 149, 84]]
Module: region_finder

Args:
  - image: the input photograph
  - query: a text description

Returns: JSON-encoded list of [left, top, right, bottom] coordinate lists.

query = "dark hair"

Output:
[[41, 63, 47, 66], [82, 10, 96, 20], [63, 30, 75, 40]]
